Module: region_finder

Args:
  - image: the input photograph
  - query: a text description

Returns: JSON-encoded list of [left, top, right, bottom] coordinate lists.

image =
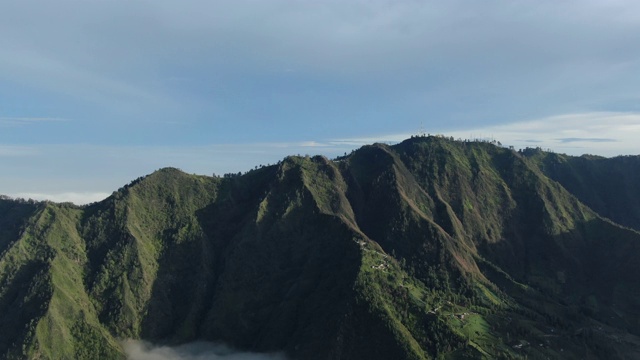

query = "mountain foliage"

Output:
[[2, 136, 640, 359]]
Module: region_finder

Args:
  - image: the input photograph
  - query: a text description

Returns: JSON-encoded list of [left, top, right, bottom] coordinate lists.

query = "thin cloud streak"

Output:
[[0, 145, 39, 156], [0, 117, 68, 122], [557, 138, 617, 144], [3, 112, 640, 204], [0, 117, 69, 127], [0, 46, 167, 108]]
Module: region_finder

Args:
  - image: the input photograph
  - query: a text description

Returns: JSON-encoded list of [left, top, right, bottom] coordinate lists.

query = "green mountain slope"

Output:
[[2, 137, 640, 359], [524, 150, 640, 231]]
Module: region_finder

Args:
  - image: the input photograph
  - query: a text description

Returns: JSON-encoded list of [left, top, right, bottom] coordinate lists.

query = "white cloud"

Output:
[[9, 192, 110, 205], [445, 112, 640, 156], [329, 112, 640, 157]]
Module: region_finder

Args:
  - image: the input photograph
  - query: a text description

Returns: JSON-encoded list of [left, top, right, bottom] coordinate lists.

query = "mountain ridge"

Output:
[[2, 136, 640, 359]]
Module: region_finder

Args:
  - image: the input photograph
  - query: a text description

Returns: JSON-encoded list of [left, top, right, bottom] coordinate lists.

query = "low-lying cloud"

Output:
[[123, 340, 288, 360], [9, 192, 110, 205], [334, 111, 640, 157], [445, 112, 640, 156]]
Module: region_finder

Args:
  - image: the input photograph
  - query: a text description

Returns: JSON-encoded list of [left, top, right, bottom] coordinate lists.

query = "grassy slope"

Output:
[[80, 168, 220, 343], [0, 169, 222, 359]]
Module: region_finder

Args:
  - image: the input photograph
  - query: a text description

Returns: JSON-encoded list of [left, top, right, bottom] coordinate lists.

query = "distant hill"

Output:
[[2, 136, 640, 359]]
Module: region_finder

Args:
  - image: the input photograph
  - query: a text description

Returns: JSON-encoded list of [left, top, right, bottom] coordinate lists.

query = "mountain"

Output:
[[524, 149, 640, 231], [2, 136, 640, 359]]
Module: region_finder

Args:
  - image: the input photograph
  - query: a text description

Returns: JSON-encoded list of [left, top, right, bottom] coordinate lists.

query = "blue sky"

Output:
[[2, 0, 640, 203]]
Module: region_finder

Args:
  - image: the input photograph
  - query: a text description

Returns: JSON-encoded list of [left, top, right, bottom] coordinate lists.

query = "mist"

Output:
[[123, 340, 288, 360]]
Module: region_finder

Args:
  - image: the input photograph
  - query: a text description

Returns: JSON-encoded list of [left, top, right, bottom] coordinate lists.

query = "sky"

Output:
[[2, 0, 640, 204]]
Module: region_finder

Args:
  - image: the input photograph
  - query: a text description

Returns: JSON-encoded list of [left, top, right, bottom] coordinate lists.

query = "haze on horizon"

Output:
[[2, 0, 640, 204]]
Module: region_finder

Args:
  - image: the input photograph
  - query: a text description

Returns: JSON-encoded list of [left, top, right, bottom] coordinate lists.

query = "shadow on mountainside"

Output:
[[479, 217, 640, 359]]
